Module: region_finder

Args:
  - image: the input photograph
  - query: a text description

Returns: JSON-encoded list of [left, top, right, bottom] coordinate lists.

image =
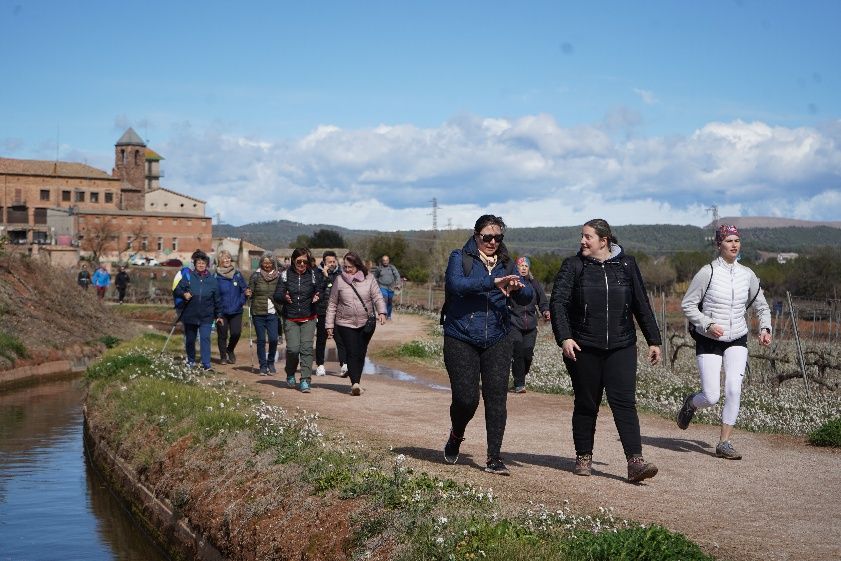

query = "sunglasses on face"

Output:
[[478, 233, 504, 244], [294, 258, 308, 265]]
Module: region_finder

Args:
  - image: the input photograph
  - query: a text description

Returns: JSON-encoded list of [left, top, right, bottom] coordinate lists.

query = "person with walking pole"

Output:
[[173, 250, 223, 371], [677, 224, 772, 460]]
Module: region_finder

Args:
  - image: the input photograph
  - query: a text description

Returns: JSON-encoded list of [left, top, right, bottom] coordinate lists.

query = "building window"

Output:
[[142, 237, 148, 251], [105, 192, 114, 203], [34, 208, 48, 225], [171, 238, 178, 251], [121, 149, 126, 164], [40, 189, 50, 201], [134, 150, 140, 165], [75, 191, 85, 202], [62, 190, 71, 202], [90, 192, 99, 203], [157, 237, 163, 251]]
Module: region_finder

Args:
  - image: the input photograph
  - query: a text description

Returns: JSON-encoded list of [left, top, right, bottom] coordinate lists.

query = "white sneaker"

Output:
[[315, 364, 326, 376], [340, 363, 348, 375]]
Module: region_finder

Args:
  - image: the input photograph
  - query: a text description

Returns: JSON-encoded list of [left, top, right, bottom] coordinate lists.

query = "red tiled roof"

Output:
[[0, 157, 115, 180]]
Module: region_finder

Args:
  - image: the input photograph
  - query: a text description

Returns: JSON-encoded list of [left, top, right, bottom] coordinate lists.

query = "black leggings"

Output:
[[316, 314, 347, 366], [216, 313, 243, 356], [510, 327, 537, 388], [443, 334, 512, 460], [335, 325, 374, 385], [563, 344, 642, 458]]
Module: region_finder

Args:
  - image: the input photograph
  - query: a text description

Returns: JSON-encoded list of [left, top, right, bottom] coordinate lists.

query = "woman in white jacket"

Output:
[[677, 224, 772, 460]]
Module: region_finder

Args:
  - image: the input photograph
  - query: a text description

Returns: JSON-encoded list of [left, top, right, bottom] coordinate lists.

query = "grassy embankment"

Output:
[[86, 332, 715, 560], [378, 310, 841, 445]]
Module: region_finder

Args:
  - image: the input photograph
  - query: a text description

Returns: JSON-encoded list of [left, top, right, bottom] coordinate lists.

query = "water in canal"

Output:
[[0, 377, 169, 561]]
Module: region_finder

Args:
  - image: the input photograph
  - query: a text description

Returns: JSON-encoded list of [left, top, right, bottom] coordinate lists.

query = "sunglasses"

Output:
[[478, 233, 504, 244], [294, 258, 309, 265]]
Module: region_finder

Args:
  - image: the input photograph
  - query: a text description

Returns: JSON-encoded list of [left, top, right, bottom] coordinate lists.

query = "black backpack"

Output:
[[439, 251, 516, 325]]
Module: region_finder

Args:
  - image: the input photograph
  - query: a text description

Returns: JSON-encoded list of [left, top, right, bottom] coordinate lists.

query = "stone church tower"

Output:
[[113, 128, 146, 210]]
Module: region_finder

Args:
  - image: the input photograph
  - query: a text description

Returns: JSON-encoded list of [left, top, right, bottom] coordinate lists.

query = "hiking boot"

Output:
[[715, 440, 742, 460], [315, 364, 327, 376], [218, 352, 227, 364], [485, 458, 511, 476], [511, 386, 526, 394], [227, 351, 236, 364], [202, 366, 214, 373], [676, 393, 698, 430], [443, 430, 464, 464], [267, 363, 277, 375], [340, 364, 349, 378], [300, 379, 311, 393], [627, 455, 658, 483], [286, 375, 296, 387], [350, 383, 361, 396], [574, 454, 593, 476], [259, 365, 269, 376]]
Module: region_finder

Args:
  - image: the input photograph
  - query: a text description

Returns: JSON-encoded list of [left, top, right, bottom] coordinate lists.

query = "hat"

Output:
[[516, 256, 531, 268], [715, 224, 740, 245]]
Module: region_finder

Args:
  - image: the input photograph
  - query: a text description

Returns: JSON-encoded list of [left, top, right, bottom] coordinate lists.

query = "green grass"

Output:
[[808, 416, 841, 447], [0, 331, 29, 362]]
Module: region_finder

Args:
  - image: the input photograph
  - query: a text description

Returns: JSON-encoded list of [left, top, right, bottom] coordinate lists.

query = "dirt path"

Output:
[[221, 314, 840, 561]]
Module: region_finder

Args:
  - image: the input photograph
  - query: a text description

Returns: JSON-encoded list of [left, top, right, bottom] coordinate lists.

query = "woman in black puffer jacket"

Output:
[[550, 219, 662, 483]]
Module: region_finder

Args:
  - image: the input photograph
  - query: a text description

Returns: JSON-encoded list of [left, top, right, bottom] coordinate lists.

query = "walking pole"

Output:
[[160, 302, 189, 358], [248, 304, 255, 373]]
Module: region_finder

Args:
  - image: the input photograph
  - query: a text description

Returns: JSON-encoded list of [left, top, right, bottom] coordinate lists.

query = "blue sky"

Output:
[[2, 0, 840, 229]]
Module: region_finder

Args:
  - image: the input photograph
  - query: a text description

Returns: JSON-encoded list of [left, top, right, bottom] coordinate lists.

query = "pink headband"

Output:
[[715, 224, 740, 245]]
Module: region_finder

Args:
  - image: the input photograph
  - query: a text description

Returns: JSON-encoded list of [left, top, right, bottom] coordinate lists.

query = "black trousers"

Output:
[[563, 344, 642, 458], [216, 313, 243, 357], [443, 334, 512, 460], [510, 327, 537, 388], [335, 325, 374, 385], [316, 314, 347, 366]]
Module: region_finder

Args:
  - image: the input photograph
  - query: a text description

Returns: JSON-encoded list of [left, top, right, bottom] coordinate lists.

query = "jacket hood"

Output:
[[576, 243, 624, 265]]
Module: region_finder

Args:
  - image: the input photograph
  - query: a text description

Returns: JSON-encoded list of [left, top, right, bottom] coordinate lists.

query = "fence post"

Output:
[[661, 292, 668, 371], [787, 291, 811, 397]]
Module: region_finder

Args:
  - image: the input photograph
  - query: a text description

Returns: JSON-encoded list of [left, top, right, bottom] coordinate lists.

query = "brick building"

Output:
[[0, 128, 211, 264]]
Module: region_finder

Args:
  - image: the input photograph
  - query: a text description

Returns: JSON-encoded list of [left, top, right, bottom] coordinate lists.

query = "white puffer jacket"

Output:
[[682, 257, 772, 342]]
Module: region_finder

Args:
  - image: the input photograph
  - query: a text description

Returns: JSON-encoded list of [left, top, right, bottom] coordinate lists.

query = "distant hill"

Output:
[[706, 217, 841, 229], [213, 220, 841, 255]]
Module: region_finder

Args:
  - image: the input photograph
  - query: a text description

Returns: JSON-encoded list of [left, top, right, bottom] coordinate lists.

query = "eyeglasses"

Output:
[[294, 258, 309, 265], [478, 233, 504, 244]]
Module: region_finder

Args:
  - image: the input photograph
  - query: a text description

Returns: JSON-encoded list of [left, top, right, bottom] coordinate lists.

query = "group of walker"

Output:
[[173, 248, 391, 395], [441, 216, 771, 482]]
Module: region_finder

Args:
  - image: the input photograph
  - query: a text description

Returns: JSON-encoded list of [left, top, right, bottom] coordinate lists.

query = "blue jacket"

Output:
[[215, 270, 247, 316], [91, 268, 111, 288], [442, 237, 533, 348], [174, 270, 221, 325]]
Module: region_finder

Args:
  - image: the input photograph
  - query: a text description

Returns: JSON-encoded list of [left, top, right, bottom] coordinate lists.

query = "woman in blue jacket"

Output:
[[441, 214, 532, 476], [173, 250, 222, 371], [214, 249, 247, 364]]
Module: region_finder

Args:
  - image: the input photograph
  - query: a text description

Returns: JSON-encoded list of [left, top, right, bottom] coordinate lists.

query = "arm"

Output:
[[510, 271, 533, 305], [445, 250, 494, 296], [628, 257, 662, 346], [325, 279, 340, 330], [748, 272, 773, 341], [370, 276, 387, 319], [549, 258, 577, 347], [681, 267, 714, 333], [533, 278, 549, 314]]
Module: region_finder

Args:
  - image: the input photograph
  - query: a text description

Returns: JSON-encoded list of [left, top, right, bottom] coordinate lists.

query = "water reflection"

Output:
[[361, 358, 450, 391], [0, 378, 169, 561]]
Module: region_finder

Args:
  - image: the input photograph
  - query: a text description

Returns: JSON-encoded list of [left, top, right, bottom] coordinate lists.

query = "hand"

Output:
[[378, 313, 387, 325], [284, 292, 292, 303], [542, 310, 551, 322], [312, 293, 320, 303], [184, 292, 192, 300], [245, 288, 252, 297], [216, 318, 224, 326], [326, 328, 333, 339], [649, 345, 661, 365], [494, 274, 524, 296], [707, 324, 725, 338], [759, 330, 772, 346], [561, 338, 580, 361]]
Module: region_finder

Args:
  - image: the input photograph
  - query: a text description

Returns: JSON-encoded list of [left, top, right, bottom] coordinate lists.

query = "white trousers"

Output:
[[691, 345, 748, 426]]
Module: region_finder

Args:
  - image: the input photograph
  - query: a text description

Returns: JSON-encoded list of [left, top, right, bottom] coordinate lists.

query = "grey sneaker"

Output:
[[443, 430, 464, 464], [574, 454, 592, 476], [715, 440, 742, 460], [676, 393, 698, 430], [627, 455, 658, 483], [485, 457, 510, 476]]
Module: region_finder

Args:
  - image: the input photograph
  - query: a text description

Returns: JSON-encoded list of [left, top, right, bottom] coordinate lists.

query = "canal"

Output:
[[0, 377, 169, 561]]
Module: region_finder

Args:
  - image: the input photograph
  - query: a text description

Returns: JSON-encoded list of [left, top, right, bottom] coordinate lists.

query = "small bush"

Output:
[[99, 335, 121, 349], [565, 525, 714, 561], [397, 340, 436, 359], [86, 353, 154, 379], [0, 331, 29, 362], [808, 416, 841, 447]]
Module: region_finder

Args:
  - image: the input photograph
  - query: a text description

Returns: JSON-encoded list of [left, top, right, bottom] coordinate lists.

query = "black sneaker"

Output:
[[227, 351, 236, 364], [443, 430, 464, 464], [485, 457, 510, 476], [676, 393, 698, 430]]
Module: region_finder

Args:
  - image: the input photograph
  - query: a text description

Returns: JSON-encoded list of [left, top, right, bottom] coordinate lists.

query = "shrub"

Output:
[[808, 416, 841, 447], [565, 525, 715, 561], [0, 331, 29, 362], [99, 335, 121, 349]]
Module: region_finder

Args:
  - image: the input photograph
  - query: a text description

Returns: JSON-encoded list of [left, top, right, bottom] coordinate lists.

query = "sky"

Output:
[[2, 0, 840, 230]]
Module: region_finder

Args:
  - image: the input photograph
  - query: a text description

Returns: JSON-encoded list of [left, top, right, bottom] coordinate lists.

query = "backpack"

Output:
[[688, 263, 760, 340], [439, 251, 516, 325], [171, 267, 192, 309]]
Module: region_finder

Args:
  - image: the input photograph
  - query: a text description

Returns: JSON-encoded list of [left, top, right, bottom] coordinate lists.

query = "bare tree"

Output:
[[118, 222, 149, 264], [79, 218, 119, 264]]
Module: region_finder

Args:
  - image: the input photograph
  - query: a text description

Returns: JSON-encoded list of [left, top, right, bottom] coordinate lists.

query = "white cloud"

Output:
[[633, 88, 659, 105], [154, 115, 841, 230]]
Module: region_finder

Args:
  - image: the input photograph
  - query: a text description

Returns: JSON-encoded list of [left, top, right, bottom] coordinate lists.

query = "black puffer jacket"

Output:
[[510, 277, 549, 331], [316, 266, 340, 316], [276, 267, 323, 319], [550, 246, 661, 350]]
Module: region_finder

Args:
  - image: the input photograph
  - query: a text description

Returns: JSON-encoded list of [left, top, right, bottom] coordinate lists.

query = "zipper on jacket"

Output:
[[602, 264, 609, 348]]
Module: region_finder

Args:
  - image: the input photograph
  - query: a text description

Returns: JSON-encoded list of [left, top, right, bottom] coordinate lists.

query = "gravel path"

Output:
[[223, 313, 841, 561]]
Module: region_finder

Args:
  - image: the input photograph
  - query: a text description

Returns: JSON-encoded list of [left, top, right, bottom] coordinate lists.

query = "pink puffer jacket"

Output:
[[325, 273, 386, 329]]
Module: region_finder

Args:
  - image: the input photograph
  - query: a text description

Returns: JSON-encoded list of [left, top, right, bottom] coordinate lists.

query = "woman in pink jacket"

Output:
[[326, 252, 387, 395]]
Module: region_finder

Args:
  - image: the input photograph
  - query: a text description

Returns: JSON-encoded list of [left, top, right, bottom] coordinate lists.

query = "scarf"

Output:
[[341, 270, 365, 285], [195, 268, 210, 278], [478, 250, 498, 273], [260, 268, 279, 282], [216, 264, 236, 279]]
